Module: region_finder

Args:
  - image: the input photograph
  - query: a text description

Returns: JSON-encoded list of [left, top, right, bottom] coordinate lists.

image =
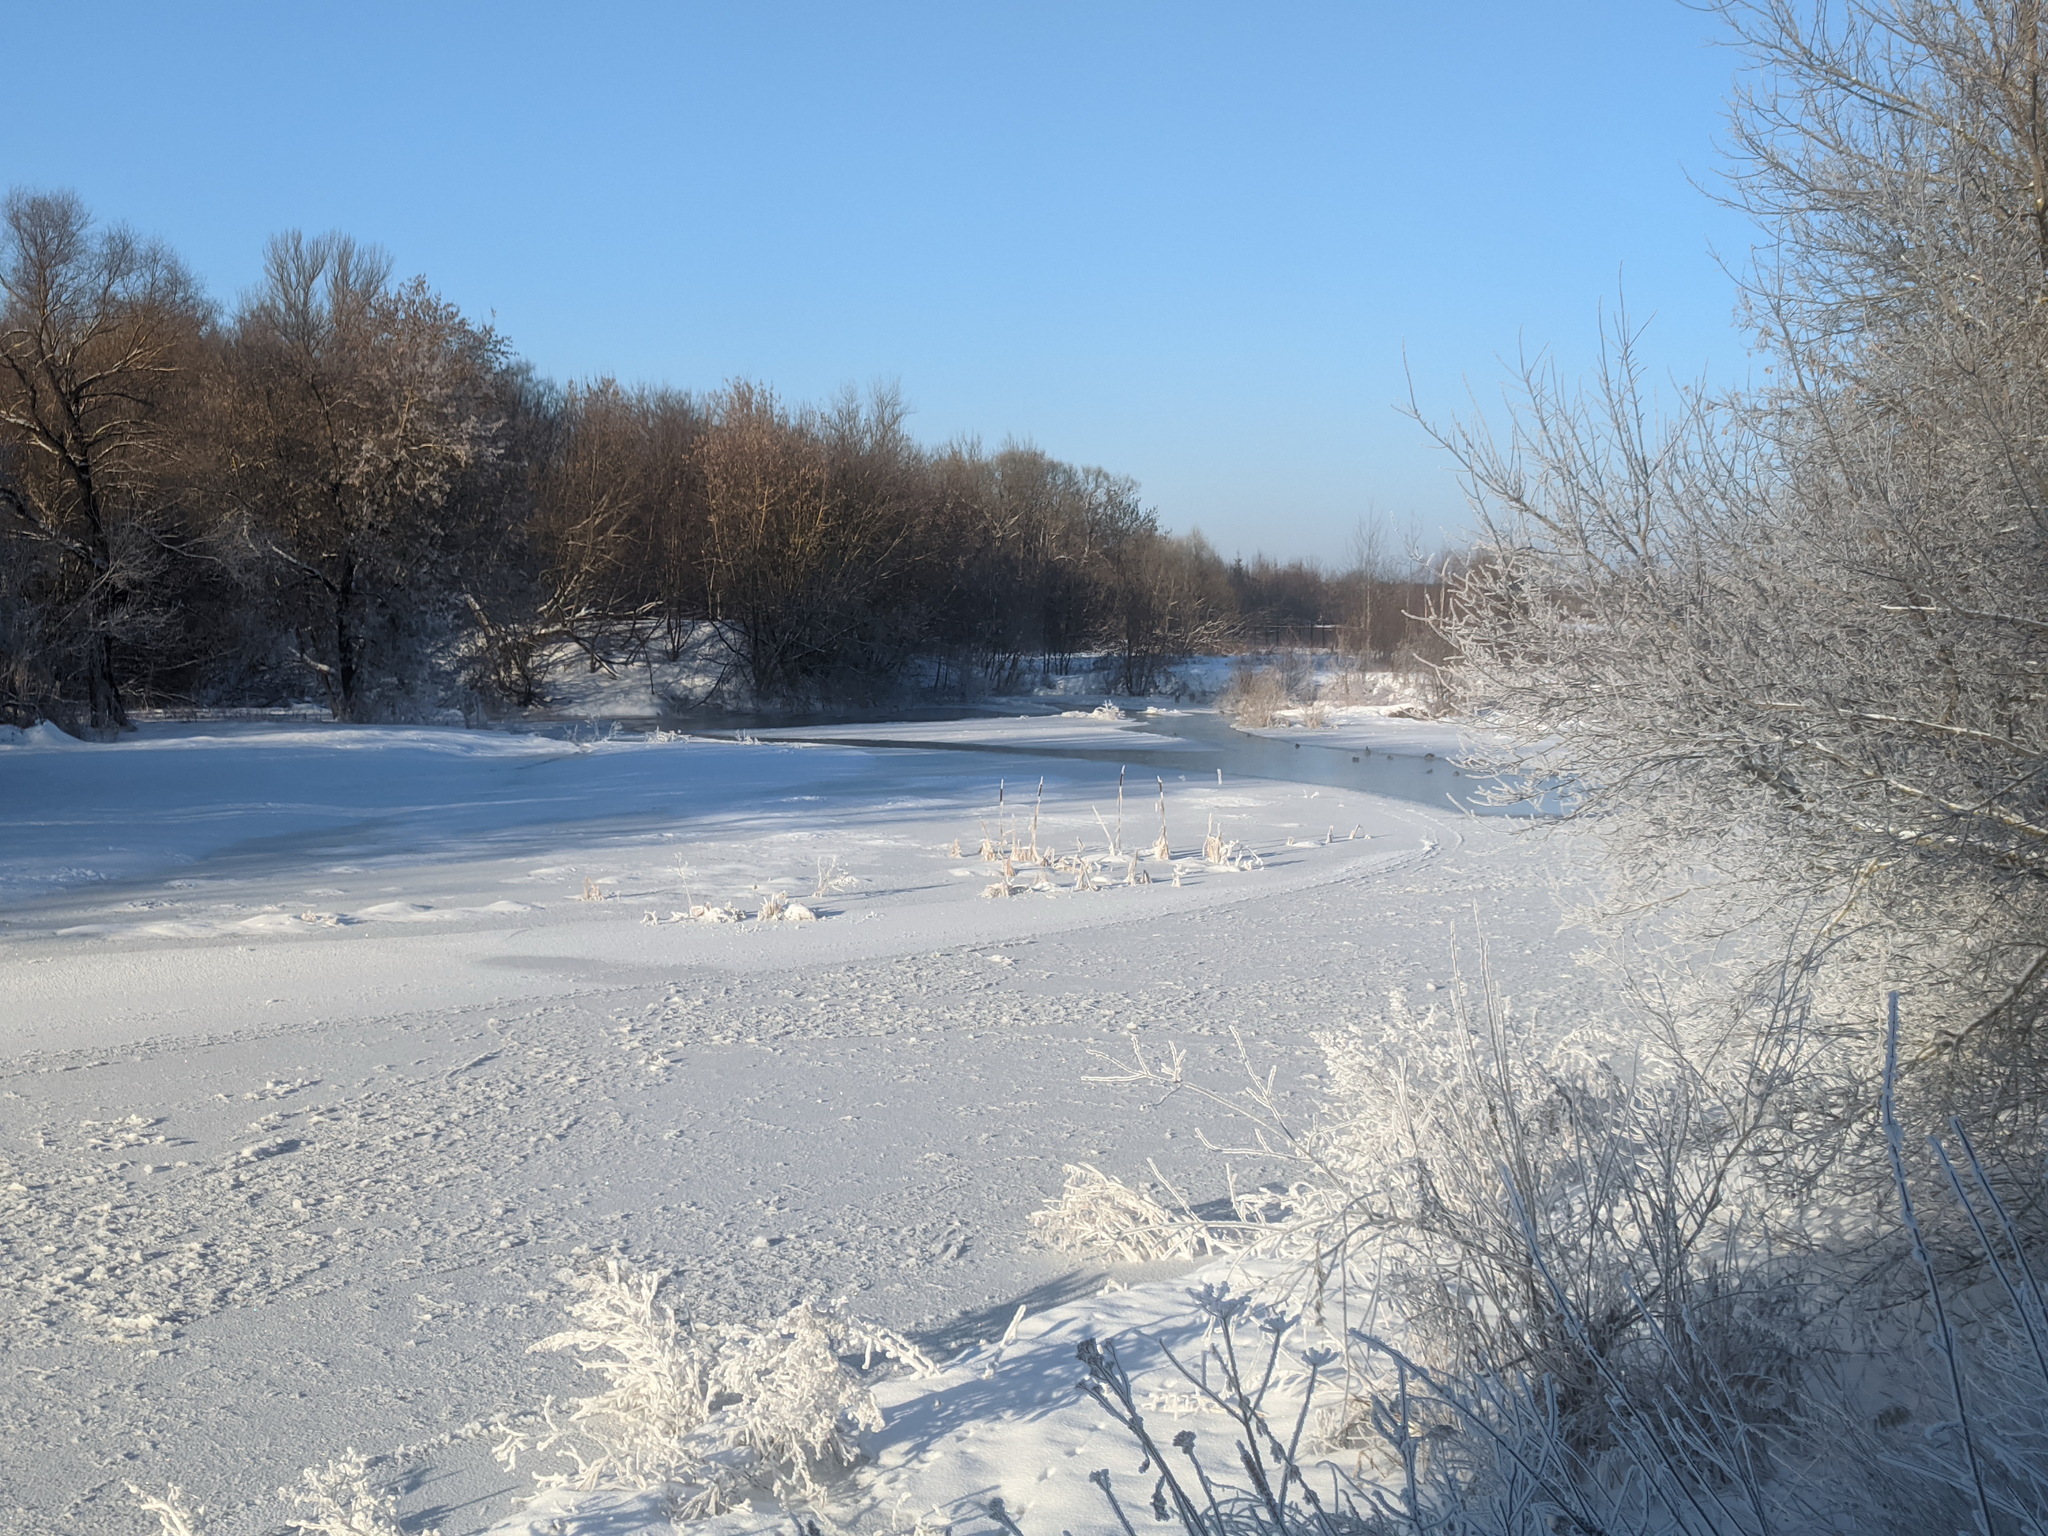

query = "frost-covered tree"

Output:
[[1436, 0, 2048, 1092], [0, 190, 208, 729], [215, 233, 512, 720]]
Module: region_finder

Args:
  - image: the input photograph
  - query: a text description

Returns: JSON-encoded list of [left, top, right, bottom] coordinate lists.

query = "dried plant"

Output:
[[751, 891, 819, 923], [1217, 662, 1289, 727], [1028, 1162, 1212, 1262], [130, 1485, 209, 1536], [499, 1260, 931, 1519], [1201, 816, 1262, 871], [811, 856, 860, 898], [284, 1452, 430, 1536], [499, 1259, 727, 1513], [643, 903, 744, 924]]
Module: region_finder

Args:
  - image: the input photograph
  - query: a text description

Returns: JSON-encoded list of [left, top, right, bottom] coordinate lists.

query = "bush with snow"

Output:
[[285, 1452, 431, 1536], [1027, 1163, 1212, 1263], [1086, 983, 2048, 1535], [496, 1259, 932, 1520]]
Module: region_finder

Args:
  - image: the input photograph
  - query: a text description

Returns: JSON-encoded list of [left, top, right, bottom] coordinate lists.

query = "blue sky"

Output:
[[6, 2, 1755, 560]]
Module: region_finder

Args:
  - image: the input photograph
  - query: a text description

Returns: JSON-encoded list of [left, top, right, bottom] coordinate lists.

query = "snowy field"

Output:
[[0, 709, 1596, 1535]]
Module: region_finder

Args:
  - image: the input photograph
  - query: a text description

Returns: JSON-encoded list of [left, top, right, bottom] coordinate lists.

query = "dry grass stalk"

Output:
[[1092, 805, 1119, 856]]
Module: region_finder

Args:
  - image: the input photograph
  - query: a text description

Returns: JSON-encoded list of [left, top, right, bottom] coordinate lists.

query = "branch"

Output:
[[1879, 602, 2048, 635]]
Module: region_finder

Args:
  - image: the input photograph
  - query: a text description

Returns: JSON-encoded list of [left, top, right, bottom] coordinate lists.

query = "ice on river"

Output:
[[0, 710, 1594, 1535]]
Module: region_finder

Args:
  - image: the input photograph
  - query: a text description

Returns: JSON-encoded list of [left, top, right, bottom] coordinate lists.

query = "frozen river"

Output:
[[0, 708, 1592, 1535]]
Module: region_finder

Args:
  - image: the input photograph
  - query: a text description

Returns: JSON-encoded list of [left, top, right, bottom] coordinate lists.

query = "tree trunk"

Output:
[[86, 631, 126, 732], [334, 555, 358, 721]]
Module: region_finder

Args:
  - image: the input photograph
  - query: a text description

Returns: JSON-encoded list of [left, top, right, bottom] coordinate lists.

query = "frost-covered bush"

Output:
[[1314, 1001, 1826, 1440], [498, 1259, 932, 1519], [285, 1452, 431, 1536], [1095, 986, 2048, 1535], [501, 1260, 720, 1503], [754, 891, 818, 923], [708, 1300, 886, 1489], [1028, 1163, 1213, 1262], [811, 855, 860, 897], [136, 1457, 439, 1536], [1107, 989, 1837, 1456]]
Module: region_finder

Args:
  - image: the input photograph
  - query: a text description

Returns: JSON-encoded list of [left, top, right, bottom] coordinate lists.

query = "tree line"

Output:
[[0, 197, 1433, 732]]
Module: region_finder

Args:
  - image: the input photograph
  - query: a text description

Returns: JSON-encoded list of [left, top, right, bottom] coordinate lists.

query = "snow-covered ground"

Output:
[[0, 709, 1595, 1535]]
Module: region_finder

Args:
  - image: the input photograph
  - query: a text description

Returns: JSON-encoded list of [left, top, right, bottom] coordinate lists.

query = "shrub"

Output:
[[1086, 989, 2048, 1535], [497, 1259, 932, 1519], [1028, 1163, 1213, 1262], [1216, 662, 1289, 727]]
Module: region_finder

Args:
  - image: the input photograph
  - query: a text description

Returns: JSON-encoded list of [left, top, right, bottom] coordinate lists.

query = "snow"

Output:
[[0, 720, 93, 749], [0, 708, 1596, 1534]]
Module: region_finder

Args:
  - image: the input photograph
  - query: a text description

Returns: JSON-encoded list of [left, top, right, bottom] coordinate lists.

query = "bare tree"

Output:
[[0, 190, 207, 729], [216, 233, 509, 720], [460, 379, 709, 707], [693, 382, 931, 701]]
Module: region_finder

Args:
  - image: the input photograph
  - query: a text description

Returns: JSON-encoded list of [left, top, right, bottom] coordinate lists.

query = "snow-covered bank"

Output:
[[0, 712, 1596, 1535]]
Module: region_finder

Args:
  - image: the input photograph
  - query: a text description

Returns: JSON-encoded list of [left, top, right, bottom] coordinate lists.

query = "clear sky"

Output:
[[5, 1, 1756, 562]]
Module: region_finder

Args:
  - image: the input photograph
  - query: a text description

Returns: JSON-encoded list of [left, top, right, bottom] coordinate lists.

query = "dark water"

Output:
[[683, 703, 1534, 816]]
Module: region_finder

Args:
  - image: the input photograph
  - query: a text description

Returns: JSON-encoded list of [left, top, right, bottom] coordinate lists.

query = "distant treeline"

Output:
[[0, 192, 1440, 730]]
